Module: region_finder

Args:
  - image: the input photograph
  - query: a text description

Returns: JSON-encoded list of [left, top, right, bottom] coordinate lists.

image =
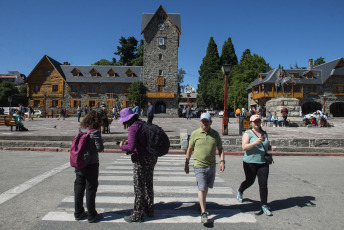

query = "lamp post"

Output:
[[222, 64, 232, 135], [42, 92, 47, 118]]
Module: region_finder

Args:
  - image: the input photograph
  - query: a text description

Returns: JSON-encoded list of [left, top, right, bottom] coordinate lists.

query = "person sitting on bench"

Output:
[[14, 110, 28, 131]]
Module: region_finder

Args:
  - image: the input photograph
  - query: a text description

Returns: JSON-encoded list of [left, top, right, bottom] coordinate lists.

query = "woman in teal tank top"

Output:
[[236, 114, 276, 216]]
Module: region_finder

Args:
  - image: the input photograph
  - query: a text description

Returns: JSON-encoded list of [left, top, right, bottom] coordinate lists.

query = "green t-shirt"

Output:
[[243, 130, 269, 164], [189, 128, 222, 167]]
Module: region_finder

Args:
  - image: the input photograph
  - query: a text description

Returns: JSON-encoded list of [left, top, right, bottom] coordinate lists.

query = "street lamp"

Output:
[[222, 64, 232, 135], [42, 92, 47, 118]]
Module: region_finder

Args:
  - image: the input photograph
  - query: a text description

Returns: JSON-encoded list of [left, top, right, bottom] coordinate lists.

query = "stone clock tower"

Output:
[[141, 5, 181, 115]]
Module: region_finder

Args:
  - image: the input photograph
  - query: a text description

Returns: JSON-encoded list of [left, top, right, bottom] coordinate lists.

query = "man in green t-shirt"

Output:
[[184, 113, 225, 224]]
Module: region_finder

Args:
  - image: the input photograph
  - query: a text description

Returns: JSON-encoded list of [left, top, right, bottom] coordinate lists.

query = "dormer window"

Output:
[[108, 69, 117, 77], [292, 73, 300, 78], [90, 68, 100, 77], [71, 68, 80, 77], [158, 37, 165, 46], [126, 69, 135, 78]]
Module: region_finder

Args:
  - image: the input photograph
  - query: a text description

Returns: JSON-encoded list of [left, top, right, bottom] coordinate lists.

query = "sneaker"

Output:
[[237, 189, 243, 203], [88, 213, 102, 223], [261, 205, 273, 216], [124, 215, 144, 223], [201, 212, 208, 224], [75, 211, 88, 221]]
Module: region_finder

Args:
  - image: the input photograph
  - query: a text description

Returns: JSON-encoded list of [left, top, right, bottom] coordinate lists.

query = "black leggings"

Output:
[[238, 162, 269, 205]]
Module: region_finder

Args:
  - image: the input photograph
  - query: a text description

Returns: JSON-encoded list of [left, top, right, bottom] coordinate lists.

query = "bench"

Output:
[[0, 115, 18, 131]]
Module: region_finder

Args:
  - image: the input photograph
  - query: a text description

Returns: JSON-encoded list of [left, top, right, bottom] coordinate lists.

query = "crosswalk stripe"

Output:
[[43, 210, 256, 223], [97, 185, 233, 194], [100, 170, 192, 175], [62, 196, 238, 204], [98, 175, 224, 182], [42, 154, 255, 224]]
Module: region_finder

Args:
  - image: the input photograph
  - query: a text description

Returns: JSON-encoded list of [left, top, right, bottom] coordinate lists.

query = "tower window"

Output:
[[159, 54, 163, 60], [158, 37, 164, 46], [159, 70, 163, 76]]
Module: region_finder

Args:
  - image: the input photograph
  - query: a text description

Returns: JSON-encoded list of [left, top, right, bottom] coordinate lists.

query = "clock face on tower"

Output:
[[158, 23, 165, 30]]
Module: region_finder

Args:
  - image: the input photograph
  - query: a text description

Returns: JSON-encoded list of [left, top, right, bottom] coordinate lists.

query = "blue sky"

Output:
[[1, 0, 343, 90]]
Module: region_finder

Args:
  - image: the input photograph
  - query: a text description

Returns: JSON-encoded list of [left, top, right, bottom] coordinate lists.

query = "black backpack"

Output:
[[136, 121, 170, 157]]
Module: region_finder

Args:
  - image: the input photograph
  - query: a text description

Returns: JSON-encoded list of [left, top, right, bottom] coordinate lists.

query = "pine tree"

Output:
[[220, 37, 238, 66], [197, 37, 221, 107]]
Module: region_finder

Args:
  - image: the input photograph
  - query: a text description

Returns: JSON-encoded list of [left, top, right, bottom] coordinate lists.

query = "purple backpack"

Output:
[[70, 129, 95, 168]]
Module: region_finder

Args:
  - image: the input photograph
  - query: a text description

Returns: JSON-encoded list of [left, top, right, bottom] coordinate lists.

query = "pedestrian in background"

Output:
[[237, 114, 276, 216], [186, 105, 191, 120], [132, 102, 139, 115], [77, 106, 82, 122], [83, 106, 88, 116], [118, 108, 157, 222], [185, 113, 225, 224], [235, 108, 241, 122], [74, 110, 104, 223], [281, 106, 289, 126], [147, 101, 154, 124]]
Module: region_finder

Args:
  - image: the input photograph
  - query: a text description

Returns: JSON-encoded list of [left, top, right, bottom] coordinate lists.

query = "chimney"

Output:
[[308, 59, 313, 70], [63, 62, 70, 65]]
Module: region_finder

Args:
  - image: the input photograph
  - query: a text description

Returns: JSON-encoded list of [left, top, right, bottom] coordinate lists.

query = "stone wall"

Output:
[[143, 8, 179, 115], [265, 97, 300, 117]]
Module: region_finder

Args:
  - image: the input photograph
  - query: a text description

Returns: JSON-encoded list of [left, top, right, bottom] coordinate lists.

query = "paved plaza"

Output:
[[1, 116, 344, 139]]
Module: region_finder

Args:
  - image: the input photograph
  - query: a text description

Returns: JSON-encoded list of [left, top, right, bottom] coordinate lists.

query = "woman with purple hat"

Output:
[[237, 114, 277, 216], [118, 107, 157, 222]]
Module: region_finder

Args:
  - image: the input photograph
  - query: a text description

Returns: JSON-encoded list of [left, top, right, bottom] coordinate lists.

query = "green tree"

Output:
[[313, 57, 325, 66], [178, 68, 186, 93], [132, 39, 144, 66], [126, 81, 147, 109], [220, 36, 238, 66], [114, 36, 138, 66], [0, 81, 27, 106], [240, 49, 251, 62], [197, 37, 221, 107], [228, 51, 272, 110], [92, 59, 113, 65]]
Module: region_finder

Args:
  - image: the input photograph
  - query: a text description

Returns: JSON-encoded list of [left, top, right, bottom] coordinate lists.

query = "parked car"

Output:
[[25, 110, 42, 118], [218, 110, 224, 117]]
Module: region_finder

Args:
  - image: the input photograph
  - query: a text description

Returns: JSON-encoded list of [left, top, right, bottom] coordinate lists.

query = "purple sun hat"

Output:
[[118, 107, 137, 122]]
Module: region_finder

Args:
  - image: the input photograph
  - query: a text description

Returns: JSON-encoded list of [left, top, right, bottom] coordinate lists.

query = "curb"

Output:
[[1, 146, 344, 156]]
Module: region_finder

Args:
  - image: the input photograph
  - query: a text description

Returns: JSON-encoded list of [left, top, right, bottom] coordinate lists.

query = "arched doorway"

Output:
[[301, 101, 322, 115], [330, 102, 344, 117], [155, 101, 166, 114]]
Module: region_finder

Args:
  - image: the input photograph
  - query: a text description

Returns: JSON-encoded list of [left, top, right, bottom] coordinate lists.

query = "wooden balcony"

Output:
[[251, 91, 303, 100], [146, 92, 175, 98]]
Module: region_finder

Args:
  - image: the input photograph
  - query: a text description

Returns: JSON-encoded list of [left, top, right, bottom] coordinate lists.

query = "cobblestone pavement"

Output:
[[0, 116, 343, 139]]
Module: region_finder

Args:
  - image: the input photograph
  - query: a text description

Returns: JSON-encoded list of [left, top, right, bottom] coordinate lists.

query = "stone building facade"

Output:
[[142, 6, 181, 115]]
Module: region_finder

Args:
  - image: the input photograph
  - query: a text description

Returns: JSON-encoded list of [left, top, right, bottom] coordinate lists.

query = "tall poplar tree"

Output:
[[197, 37, 221, 107]]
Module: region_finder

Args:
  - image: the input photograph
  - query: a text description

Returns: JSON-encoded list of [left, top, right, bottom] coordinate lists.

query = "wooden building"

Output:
[[247, 58, 344, 117]]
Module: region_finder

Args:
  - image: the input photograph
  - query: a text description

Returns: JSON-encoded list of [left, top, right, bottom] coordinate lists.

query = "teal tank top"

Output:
[[243, 130, 269, 164]]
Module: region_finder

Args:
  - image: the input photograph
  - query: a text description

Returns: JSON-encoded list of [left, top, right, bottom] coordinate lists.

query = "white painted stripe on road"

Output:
[[116, 161, 190, 166], [97, 185, 233, 194], [100, 170, 193, 175], [42, 210, 256, 223], [98, 175, 224, 182], [62, 196, 237, 204], [0, 162, 70, 205]]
